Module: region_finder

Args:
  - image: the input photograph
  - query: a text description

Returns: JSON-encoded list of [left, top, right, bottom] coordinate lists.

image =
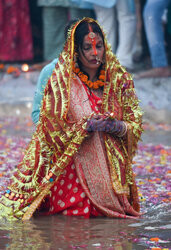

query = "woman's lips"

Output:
[[90, 59, 98, 64]]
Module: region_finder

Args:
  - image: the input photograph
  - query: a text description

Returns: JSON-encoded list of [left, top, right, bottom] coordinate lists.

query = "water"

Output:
[[0, 208, 170, 249]]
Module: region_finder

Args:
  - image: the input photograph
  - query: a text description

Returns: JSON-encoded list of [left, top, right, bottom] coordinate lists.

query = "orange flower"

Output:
[[150, 237, 160, 242], [160, 149, 168, 155], [72, 63, 105, 89], [99, 75, 105, 80], [151, 248, 161, 250], [162, 198, 169, 203], [93, 82, 99, 89], [96, 80, 100, 84], [100, 70, 105, 75], [99, 81, 105, 87], [74, 67, 80, 73], [87, 81, 93, 88], [81, 75, 88, 82], [6, 66, 17, 74], [152, 194, 158, 198], [0, 64, 4, 70]]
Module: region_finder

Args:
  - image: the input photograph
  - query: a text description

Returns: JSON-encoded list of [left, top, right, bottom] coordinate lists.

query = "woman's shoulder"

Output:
[[36, 59, 58, 90], [41, 58, 58, 74]]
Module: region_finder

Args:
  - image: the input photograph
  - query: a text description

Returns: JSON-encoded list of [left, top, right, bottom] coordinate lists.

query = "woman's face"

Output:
[[78, 33, 105, 71]]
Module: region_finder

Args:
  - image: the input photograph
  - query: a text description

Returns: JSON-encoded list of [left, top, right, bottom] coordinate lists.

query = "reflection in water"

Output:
[[0, 216, 136, 249], [0, 220, 51, 249], [47, 216, 135, 249], [0, 210, 170, 249]]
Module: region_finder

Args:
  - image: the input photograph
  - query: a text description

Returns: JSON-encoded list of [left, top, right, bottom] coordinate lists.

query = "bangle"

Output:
[[117, 122, 127, 137]]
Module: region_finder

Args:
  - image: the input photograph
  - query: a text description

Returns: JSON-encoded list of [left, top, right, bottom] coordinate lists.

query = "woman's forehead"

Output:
[[83, 33, 103, 44]]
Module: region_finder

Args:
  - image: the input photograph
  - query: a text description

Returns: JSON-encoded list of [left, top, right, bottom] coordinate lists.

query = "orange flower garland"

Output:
[[73, 64, 105, 89]]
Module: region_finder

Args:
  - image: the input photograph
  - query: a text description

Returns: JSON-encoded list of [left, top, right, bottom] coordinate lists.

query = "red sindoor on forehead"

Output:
[[88, 24, 97, 55]]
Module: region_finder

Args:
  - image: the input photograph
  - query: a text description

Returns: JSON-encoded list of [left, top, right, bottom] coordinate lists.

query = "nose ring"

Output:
[[96, 56, 101, 64]]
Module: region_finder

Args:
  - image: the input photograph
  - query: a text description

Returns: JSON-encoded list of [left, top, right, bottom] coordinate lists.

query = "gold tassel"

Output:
[[22, 182, 54, 221]]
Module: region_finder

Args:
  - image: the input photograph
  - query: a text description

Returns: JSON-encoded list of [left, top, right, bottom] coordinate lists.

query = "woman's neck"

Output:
[[81, 66, 98, 82]]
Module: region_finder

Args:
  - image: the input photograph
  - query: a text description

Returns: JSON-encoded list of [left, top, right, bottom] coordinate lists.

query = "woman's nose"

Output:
[[92, 47, 97, 56]]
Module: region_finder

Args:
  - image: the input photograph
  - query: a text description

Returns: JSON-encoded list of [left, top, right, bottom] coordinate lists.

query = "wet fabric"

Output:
[[43, 161, 100, 218]]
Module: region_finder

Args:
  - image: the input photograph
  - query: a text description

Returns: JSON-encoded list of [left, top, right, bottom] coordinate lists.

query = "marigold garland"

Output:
[[73, 64, 105, 89]]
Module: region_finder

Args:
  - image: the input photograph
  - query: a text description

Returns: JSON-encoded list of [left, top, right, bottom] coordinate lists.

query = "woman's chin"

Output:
[[87, 64, 101, 70]]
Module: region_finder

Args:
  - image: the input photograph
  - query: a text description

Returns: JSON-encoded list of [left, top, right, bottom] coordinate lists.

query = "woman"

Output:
[[0, 18, 143, 221]]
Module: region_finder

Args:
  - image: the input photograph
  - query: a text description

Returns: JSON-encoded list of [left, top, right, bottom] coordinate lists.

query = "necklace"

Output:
[[72, 63, 105, 89]]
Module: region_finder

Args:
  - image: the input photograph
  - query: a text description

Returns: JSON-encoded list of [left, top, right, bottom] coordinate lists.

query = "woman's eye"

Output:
[[83, 47, 91, 51], [96, 44, 103, 49]]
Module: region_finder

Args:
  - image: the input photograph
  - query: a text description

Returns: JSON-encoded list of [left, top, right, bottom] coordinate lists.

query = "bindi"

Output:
[[88, 24, 97, 55]]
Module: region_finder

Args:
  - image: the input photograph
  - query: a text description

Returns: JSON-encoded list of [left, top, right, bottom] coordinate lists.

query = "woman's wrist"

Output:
[[108, 120, 127, 137]]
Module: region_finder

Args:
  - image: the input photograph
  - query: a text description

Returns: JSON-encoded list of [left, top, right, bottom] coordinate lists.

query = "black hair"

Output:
[[74, 20, 104, 53], [64, 19, 79, 40]]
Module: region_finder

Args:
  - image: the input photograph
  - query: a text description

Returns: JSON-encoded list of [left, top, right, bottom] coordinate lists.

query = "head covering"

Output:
[[0, 18, 143, 221]]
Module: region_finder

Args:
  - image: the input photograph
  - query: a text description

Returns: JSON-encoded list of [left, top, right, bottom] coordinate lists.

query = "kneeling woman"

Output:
[[0, 18, 143, 220]]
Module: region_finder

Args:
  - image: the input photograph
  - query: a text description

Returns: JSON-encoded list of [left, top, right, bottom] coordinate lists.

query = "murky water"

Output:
[[0, 209, 170, 250]]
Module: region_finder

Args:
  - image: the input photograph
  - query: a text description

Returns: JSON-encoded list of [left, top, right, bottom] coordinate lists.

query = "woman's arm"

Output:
[[31, 59, 58, 124]]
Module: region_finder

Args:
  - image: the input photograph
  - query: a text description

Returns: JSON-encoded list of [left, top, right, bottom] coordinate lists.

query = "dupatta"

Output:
[[0, 18, 143, 220]]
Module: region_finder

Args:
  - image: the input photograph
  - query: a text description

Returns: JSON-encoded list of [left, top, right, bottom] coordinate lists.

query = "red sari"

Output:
[[0, 0, 33, 61], [42, 76, 140, 219], [43, 80, 102, 218]]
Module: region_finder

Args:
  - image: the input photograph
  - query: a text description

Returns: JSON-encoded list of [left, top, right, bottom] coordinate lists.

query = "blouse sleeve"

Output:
[[31, 59, 58, 124]]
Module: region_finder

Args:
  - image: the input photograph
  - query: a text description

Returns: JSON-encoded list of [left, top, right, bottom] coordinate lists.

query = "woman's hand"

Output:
[[86, 116, 108, 132], [86, 114, 127, 136], [86, 114, 116, 132]]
